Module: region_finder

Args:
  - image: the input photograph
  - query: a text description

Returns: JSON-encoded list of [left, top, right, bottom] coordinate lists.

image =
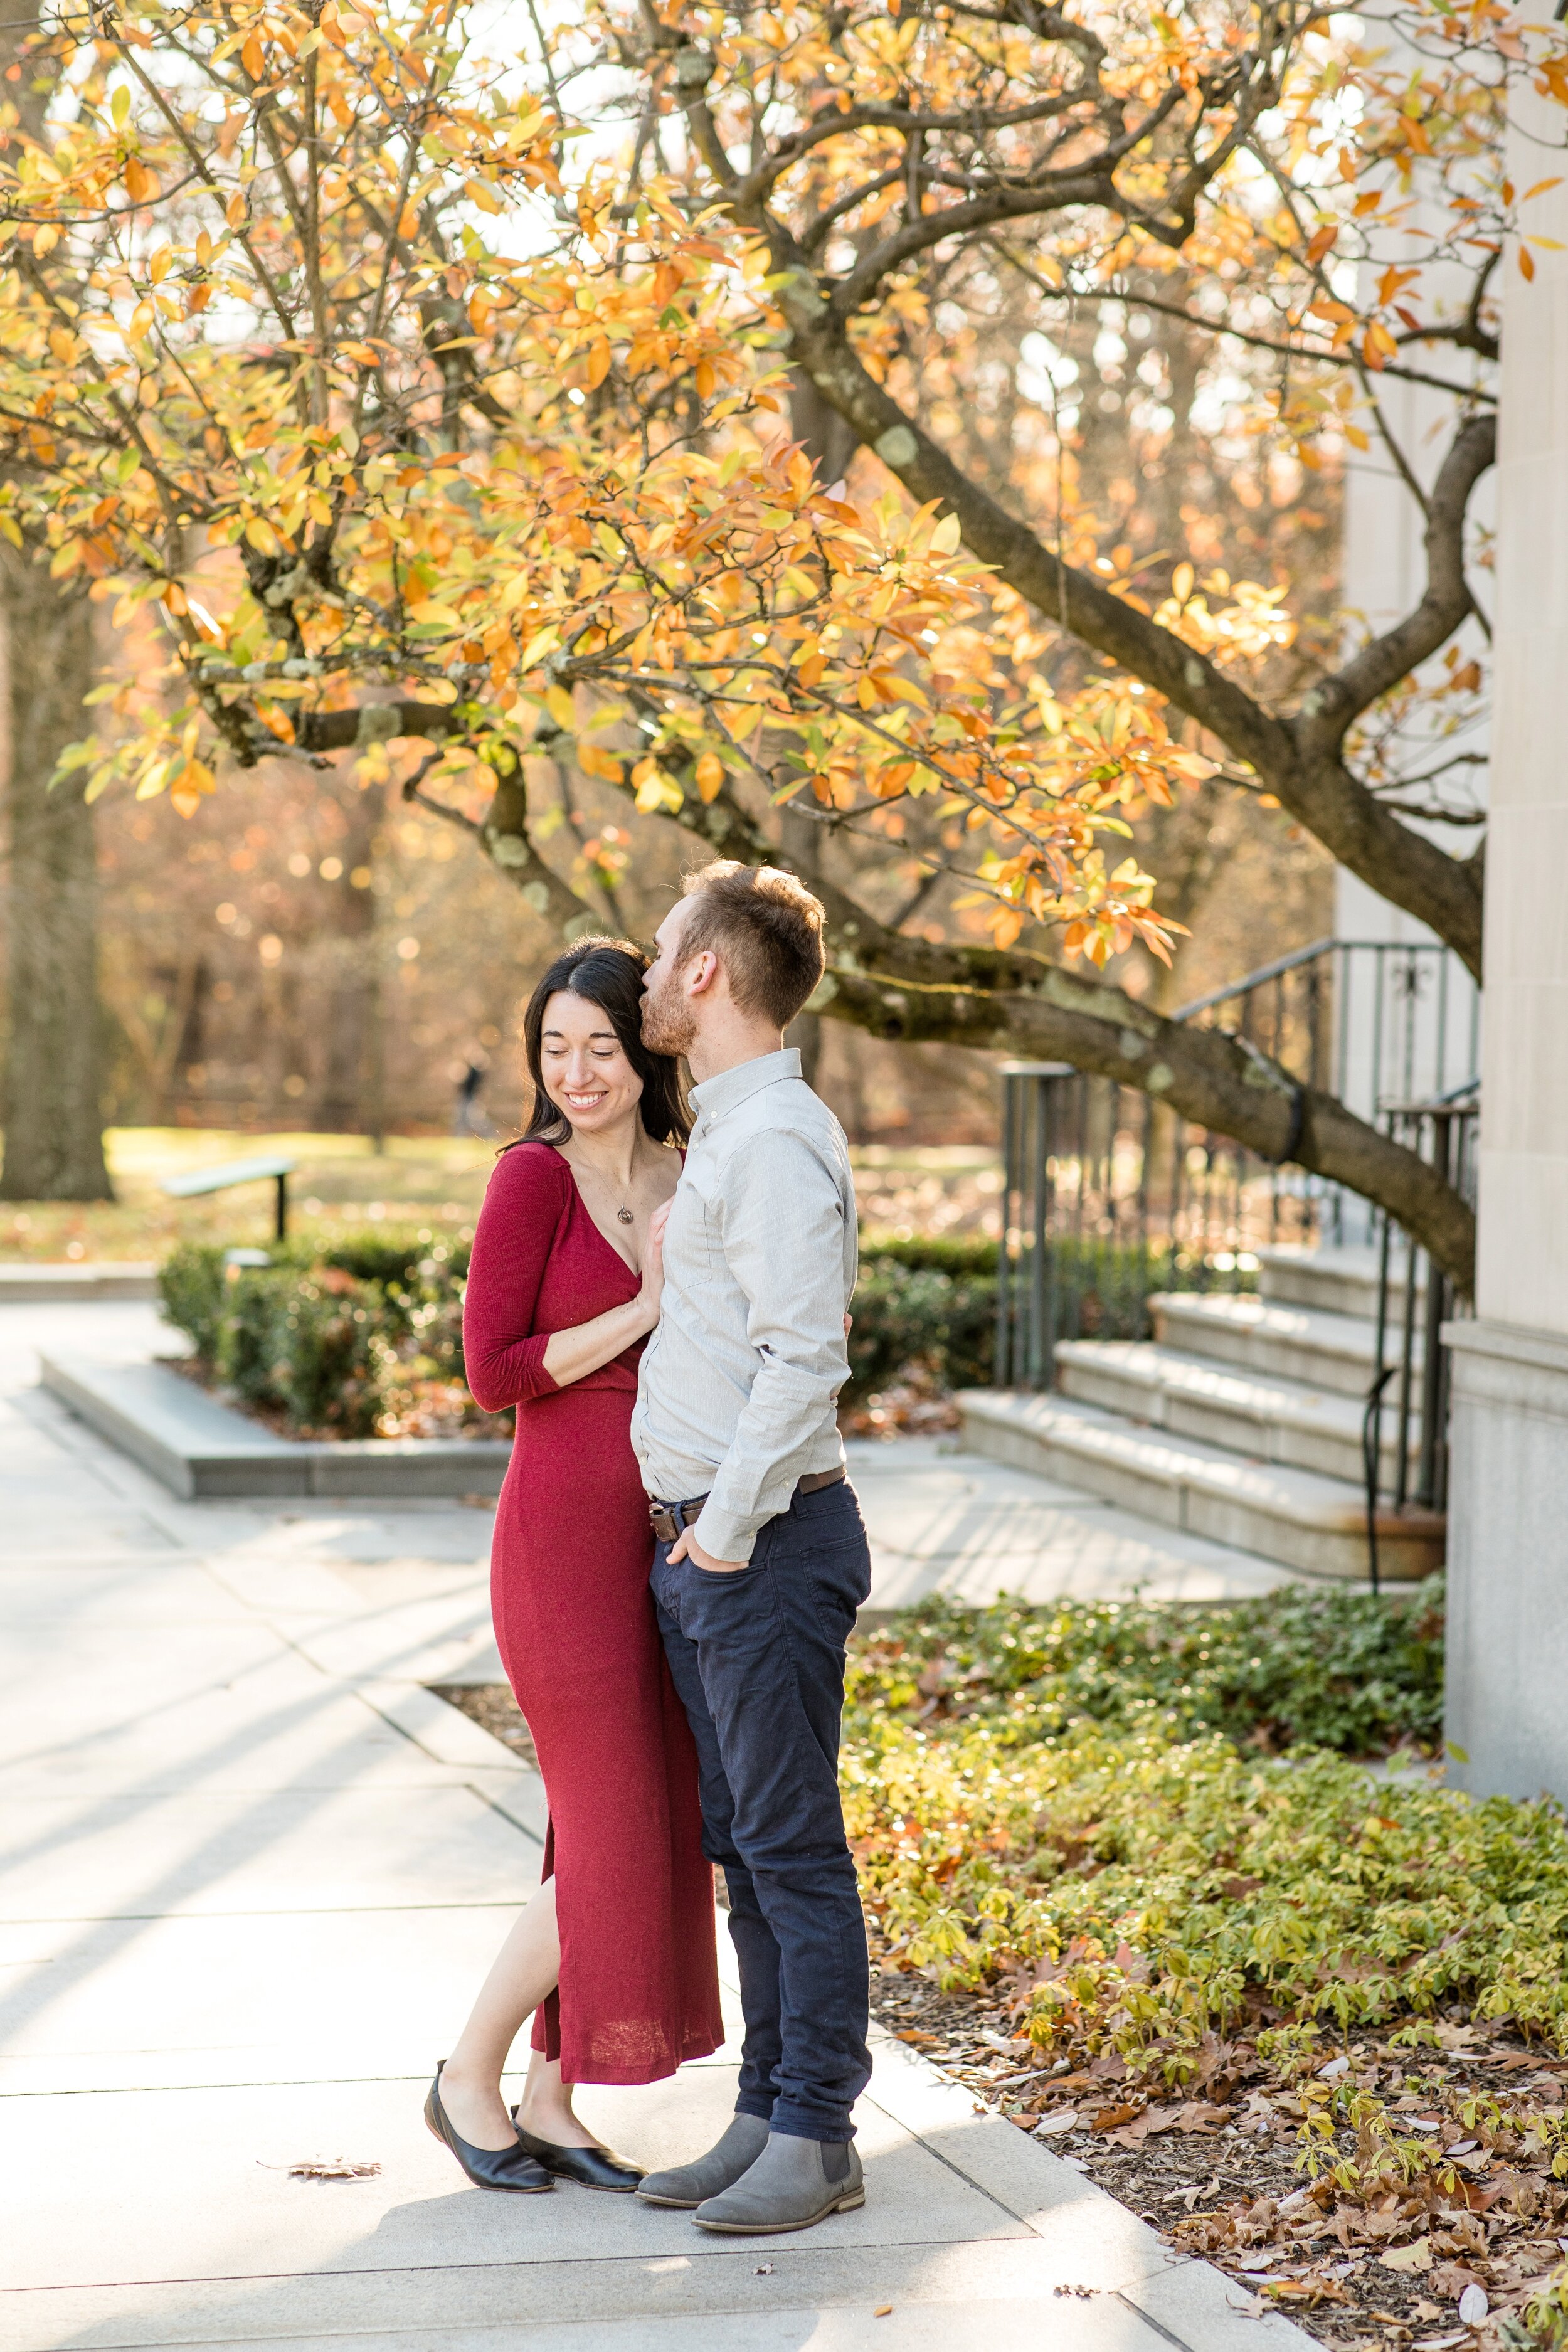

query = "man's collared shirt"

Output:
[[631, 1046, 856, 1564]]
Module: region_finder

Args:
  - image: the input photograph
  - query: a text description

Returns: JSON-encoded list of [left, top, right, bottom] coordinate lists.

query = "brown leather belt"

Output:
[[649, 1466, 844, 1547]]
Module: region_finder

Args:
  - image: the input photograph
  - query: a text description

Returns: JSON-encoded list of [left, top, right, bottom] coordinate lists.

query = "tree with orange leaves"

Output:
[[0, 0, 1562, 1279]]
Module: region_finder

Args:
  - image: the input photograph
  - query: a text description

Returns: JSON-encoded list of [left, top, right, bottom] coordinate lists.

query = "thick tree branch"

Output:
[[474, 749, 598, 937], [695, 63, 1113, 218], [763, 272, 1485, 977], [822, 964, 1476, 1291], [830, 172, 1122, 316], [590, 763, 1476, 1283], [1306, 411, 1496, 741], [296, 701, 461, 753], [772, 283, 1293, 768], [1398, 248, 1500, 365]]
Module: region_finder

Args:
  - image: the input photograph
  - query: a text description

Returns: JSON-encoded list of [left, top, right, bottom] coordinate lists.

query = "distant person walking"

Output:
[[427, 941, 722, 2195], [452, 1055, 496, 1139]]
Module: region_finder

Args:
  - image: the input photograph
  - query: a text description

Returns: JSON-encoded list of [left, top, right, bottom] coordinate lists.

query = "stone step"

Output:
[[956, 1386, 1443, 1582], [1151, 1290, 1419, 1398], [0, 1261, 158, 1302], [1056, 1337, 1417, 1488], [1258, 1244, 1424, 1322]]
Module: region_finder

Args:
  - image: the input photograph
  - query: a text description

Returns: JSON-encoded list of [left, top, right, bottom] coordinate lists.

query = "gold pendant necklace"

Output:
[[617, 1206, 633, 1225]]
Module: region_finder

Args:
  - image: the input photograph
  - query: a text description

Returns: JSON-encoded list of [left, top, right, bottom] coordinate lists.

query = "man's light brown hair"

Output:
[[677, 861, 826, 1031]]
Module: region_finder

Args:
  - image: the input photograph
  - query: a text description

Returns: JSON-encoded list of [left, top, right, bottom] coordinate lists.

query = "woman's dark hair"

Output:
[[517, 937, 689, 1147]]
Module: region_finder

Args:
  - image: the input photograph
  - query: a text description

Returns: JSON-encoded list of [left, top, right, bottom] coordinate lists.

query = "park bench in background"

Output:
[[162, 1153, 296, 1242]]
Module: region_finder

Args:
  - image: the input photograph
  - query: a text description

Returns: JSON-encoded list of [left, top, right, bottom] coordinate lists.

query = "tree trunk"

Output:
[[319, 780, 378, 1128], [781, 805, 825, 1087], [0, 541, 110, 1201], [789, 367, 859, 489]]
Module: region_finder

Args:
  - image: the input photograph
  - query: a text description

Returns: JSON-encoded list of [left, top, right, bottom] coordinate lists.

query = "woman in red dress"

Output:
[[426, 940, 722, 2195]]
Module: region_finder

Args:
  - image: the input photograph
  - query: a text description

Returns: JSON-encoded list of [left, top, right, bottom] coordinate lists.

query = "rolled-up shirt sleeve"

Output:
[[691, 1132, 850, 1563]]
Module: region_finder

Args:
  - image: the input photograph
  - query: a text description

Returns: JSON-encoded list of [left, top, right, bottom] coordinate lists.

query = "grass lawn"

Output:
[[0, 1129, 499, 1261], [0, 1130, 1004, 1263]]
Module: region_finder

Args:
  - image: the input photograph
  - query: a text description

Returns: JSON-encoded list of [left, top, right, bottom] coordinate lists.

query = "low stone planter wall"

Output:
[[0, 1264, 158, 1302], [41, 1354, 510, 1500]]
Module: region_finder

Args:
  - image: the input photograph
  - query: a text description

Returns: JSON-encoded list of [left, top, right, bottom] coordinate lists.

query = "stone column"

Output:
[[1332, 106, 1486, 1231], [1443, 26, 1568, 1798]]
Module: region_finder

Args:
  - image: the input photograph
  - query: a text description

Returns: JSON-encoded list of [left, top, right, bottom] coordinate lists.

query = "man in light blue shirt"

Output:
[[631, 861, 873, 2235]]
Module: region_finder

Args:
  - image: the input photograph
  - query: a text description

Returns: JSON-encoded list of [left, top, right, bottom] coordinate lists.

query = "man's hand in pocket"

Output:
[[667, 1525, 748, 1573]]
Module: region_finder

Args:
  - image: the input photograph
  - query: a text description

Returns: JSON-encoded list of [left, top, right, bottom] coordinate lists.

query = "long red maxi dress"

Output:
[[462, 1139, 723, 2084]]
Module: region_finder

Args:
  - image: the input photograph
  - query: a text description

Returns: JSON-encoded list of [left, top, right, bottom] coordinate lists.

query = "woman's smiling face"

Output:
[[538, 988, 644, 1135]]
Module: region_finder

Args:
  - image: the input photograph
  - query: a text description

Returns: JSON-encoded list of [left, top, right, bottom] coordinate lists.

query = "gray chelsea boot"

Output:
[[635, 2112, 770, 2209], [692, 2130, 864, 2233]]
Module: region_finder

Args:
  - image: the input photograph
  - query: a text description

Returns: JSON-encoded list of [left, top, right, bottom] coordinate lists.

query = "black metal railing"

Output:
[[994, 936, 1478, 1396], [993, 1061, 1272, 1389], [1361, 1084, 1479, 1590], [1175, 938, 1480, 1247]]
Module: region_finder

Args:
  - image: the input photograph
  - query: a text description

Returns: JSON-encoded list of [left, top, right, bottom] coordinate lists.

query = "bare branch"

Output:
[[987, 242, 1496, 403], [405, 781, 482, 836], [1308, 411, 1495, 739], [1371, 798, 1487, 824]]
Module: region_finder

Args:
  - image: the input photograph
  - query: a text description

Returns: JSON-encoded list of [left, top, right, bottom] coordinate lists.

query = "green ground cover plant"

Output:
[[849, 1582, 1445, 1756], [844, 1586, 1568, 2344]]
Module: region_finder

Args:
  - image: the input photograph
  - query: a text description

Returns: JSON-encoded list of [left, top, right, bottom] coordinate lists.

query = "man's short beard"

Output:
[[640, 975, 697, 1060]]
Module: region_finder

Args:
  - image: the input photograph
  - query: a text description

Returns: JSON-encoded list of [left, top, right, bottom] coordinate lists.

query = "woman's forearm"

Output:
[[541, 1296, 657, 1387]]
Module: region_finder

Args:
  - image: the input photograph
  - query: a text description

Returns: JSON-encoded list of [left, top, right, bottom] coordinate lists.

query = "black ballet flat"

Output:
[[511, 2111, 646, 2192], [425, 2063, 553, 2193]]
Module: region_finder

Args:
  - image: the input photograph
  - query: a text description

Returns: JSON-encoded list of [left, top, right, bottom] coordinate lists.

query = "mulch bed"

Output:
[[868, 1966, 1567, 2351], [436, 1681, 538, 1771], [840, 1364, 961, 1438], [164, 1354, 511, 1441]]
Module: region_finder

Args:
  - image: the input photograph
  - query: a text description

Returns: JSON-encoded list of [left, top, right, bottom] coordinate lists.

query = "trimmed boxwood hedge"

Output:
[[159, 1232, 470, 1437], [160, 1226, 1253, 1431], [844, 1234, 1249, 1404]]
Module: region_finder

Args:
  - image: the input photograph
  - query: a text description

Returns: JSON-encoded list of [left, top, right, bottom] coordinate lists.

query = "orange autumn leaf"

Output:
[[694, 750, 725, 802]]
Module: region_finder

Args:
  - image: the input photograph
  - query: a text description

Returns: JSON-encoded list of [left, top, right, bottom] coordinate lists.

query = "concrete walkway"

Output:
[[0, 1299, 1306, 2351]]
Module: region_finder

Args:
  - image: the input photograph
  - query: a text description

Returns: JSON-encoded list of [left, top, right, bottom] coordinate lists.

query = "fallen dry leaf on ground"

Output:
[[1105, 2104, 1182, 2148], [1265, 2276, 1352, 2307], [1090, 2101, 1142, 2134], [258, 2158, 383, 2181]]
